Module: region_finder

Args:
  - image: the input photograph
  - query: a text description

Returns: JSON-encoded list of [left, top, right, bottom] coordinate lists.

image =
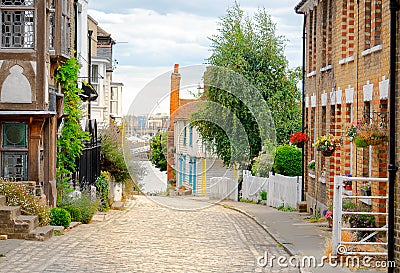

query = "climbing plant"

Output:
[[55, 57, 90, 197]]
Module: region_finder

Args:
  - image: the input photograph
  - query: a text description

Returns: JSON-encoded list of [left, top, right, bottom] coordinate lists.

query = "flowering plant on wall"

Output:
[[356, 122, 388, 147], [313, 134, 341, 156], [289, 132, 309, 148], [345, 121, 359, 142]]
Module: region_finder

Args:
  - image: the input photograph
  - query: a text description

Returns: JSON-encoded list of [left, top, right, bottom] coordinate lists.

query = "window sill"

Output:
[[307, 71, 316, 78], [361, 44, 382, 57], [308, 172, 316, 179], [320, 65, 332, 72], [339, 56, 354, 65], [319, 177, 326, 184]]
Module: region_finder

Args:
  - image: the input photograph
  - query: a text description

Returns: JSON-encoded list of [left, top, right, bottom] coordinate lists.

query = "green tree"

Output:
[[100, 124, 130, 183], [55, 57, 90, 198], [192, 3, 301, 166], [149, 132, 167, 171]]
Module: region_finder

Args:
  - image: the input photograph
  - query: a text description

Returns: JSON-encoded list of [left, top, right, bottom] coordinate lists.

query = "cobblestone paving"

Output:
[[0, 196, 299, 273]]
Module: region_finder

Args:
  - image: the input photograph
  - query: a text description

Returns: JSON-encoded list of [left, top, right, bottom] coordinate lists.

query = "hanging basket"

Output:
[[365, 136, 388, 146], [296, 142, 304, 148], [321, 149, 335, 156]]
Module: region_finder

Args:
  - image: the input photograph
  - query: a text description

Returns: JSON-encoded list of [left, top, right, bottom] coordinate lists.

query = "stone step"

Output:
[[14, 215, 39, 233], [0, 195, 5, 206], [27, 226, 54, 241], [0, 206, 21, 224]]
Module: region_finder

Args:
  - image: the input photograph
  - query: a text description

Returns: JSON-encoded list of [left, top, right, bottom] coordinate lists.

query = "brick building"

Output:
[[295, 0, 400, 269]]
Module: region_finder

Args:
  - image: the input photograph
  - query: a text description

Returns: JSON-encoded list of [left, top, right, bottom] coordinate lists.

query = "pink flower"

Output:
[[325, 211, 333, 219]]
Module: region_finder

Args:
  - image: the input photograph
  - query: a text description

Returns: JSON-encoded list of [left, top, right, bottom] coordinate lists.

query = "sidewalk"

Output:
[[220, 200, 382, 273]]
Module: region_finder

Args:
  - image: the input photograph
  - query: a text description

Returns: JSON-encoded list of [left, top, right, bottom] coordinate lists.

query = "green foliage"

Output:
[[259, 190, 267, 201], [100, 124, 130, 183], [277, 205, 296, 212], [273, 145, 302, 177], [192, 3, 301, 165], [0, 181, 50, 226], [95, 171, 112, 211], [251, 141, 275, 177], [149, 132, 167, 171], [50, 208, 71, 229], [55, 57, 91, 200], [58, 192, 97, 224], [61, 205, 82, 222]]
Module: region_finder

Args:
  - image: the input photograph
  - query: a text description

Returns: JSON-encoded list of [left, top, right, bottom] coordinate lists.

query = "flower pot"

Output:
[[321, 149, 335, 156], [345, 185, 352, 190], [296, 142, 304, 148], [361, 188, 371, 196]]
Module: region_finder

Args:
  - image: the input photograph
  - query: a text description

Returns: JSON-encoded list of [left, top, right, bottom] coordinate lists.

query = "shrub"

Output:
[[259, 190, 267, 201], [58, 191, 98, 224], [95, 172, 112, 211], [273, 145, 302, 177], [0, 181, 50, 226], [61, 205, 82, 222], [50, 208, 71, 229]]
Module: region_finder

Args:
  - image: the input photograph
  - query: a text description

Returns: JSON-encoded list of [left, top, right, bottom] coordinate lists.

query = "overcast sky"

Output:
[[87, 0, 304, 113]]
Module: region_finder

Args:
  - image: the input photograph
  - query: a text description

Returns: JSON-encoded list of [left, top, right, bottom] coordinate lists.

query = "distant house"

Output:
[[86, 16, 124, 129], [167, 65, 233, 195]]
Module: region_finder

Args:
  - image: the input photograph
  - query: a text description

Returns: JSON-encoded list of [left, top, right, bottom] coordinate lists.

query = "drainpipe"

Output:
[[388, 1, 399, 272], [88, 30, 93, 121], [74, 0, 78, 57], [296, 9, 307, 202]]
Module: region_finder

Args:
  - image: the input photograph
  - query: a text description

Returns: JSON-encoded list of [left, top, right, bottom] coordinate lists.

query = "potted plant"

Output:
[[290, 132, 309, 148], [345, 122, 358, 142], [360, 183, 371, 196], [307, 160, 315, 175], [313, 134, 341, 156], [344, 205, 376, 240]]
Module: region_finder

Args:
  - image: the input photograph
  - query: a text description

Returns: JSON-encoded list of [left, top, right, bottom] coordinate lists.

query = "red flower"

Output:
[[290, 132, 309, 145]]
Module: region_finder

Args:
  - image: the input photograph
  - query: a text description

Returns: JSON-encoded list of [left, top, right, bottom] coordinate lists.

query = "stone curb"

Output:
[[220, 204, 299, 256]]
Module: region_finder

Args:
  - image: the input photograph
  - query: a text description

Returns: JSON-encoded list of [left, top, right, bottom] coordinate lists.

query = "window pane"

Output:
[[110, 101, 117, 114], [91, 65, 99, 83], [2, 152, 28, 181], [1, 10, 34, 48], [1, 0, 34, 7], [3, 123, 27, 147], [111, 87, 118, 100]]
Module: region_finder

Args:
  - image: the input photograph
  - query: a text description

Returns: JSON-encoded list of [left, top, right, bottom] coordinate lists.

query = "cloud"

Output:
[[88, 0, 304, 113]]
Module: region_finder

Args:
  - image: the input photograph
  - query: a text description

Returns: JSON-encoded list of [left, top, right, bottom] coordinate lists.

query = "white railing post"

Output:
[[332, 176, 343, 255]]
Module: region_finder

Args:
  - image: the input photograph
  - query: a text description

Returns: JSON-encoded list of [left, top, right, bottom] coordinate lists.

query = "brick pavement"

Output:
[[0, 196, 298, 273]]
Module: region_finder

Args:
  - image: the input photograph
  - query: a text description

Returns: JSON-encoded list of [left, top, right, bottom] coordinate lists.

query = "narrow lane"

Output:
[[0, 196, 297, 273]]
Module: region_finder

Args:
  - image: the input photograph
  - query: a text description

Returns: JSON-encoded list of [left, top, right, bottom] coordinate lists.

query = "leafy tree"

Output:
[[192, 3, 301, 166], [55, 57, 90, 198], [100, 123, 130, 183], [149, 132, 167, 171]]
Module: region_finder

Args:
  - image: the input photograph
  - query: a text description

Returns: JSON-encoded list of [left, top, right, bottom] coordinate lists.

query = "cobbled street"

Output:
[[0, 196, 298, 273]]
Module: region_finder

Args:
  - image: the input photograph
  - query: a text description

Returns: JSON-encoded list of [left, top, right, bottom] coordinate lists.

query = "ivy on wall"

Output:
[[55, 57, 90, 180]]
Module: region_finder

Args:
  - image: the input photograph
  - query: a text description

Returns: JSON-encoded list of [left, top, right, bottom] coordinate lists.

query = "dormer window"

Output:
[[1, 0, 35, 49]]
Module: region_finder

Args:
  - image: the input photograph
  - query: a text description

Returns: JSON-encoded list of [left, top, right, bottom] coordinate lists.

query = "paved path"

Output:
[[0, 196, 298, 273]]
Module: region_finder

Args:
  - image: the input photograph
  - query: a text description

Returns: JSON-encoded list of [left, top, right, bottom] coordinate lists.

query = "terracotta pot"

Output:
[[296, 142, 304, 148]]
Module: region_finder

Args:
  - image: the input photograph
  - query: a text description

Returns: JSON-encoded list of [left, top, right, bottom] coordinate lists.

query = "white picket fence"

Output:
[[242, 170, 302, 208], [208, 177, 238, 201]]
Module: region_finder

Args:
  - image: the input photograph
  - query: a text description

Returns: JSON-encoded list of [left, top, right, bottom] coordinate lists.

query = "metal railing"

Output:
[[332, 176, 388, 256]]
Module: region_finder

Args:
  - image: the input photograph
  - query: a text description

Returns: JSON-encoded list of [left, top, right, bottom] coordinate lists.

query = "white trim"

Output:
[[361, 44, 383, 57], [307, 70, 317, 78], [363, 81, 374, 102], [311, 95, 317, 108], [379, 76, 389, 100], [335, 89, 342, 105], [330, 89, 336, 105], [321, 92, 328, 107], [320, 65, 332, 72], [339, 55, 354, 65], [345, 87, 354, 104]]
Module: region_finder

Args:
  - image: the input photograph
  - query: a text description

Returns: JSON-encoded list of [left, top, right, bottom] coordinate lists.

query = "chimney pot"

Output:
[[174, 64, 179, 73]]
